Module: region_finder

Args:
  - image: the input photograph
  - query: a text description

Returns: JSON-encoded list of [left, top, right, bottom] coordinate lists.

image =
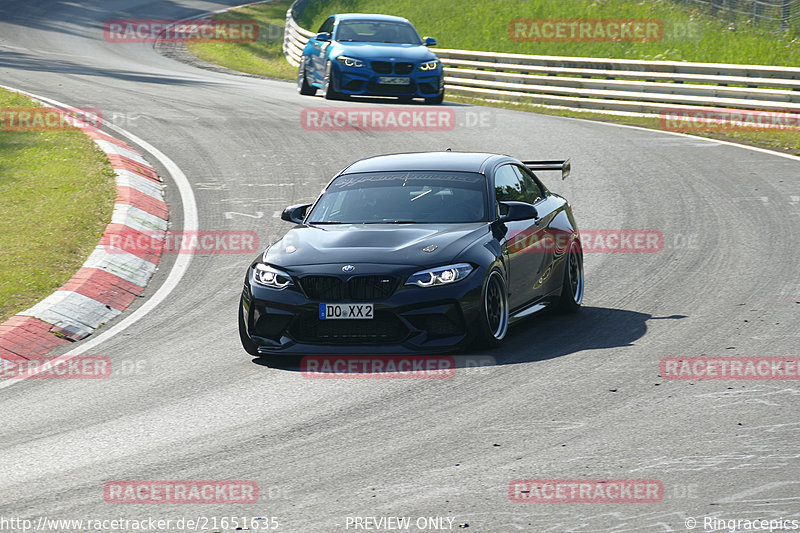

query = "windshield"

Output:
[[307, 171, 488, 224], [335, 20, 422, 44]]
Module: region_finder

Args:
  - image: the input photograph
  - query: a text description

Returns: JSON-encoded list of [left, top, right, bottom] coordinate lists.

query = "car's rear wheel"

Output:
[[297, 58, 317, 96], [238, 296, 260, 356], [476, 269, 509, 347], [425, 89, 444, 105], [323, 62, 344, 100], [556, 239, 584, 313]]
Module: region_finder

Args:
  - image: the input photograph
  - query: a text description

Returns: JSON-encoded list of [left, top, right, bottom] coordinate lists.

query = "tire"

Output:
[[238, 296, 260, 356], [476, 269, 510, 347], [425, 89, 444, 105], [556, 239, 584, 313], [323, 62, 344, 100], [297, 58, 317, 96]]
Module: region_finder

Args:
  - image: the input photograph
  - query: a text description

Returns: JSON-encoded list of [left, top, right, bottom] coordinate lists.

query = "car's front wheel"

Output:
[[476, 269, 509, 347], [238, 296, 260, 356], [323, 62, 344, 100], [556, 239, 584, 313], [297, 58, 317, 96]]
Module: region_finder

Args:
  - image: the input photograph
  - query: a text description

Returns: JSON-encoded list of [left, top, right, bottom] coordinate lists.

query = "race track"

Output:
[[1, 1, 799, 531]]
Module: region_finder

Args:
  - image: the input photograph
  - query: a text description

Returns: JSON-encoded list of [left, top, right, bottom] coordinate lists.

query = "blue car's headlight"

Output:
[[253, 264, 294, 289], [420, 59, 440, 71], [336, 55, 364, 68], [406, 263, 473, 287]]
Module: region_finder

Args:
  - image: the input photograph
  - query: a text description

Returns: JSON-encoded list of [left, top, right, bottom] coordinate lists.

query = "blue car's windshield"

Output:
[[307, 171, 488, 224], [335, 20, 422, 44]]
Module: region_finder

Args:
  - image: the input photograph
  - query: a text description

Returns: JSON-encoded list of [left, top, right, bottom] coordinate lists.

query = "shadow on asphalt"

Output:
[[251, 307, 688, 373]]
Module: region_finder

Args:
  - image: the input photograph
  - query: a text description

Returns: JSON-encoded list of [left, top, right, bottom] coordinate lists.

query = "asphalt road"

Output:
[[1, 1, 799, 531]]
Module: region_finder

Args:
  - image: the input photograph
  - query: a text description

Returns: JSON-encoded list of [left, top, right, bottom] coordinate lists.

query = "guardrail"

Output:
[[283, 1, 800, 116]]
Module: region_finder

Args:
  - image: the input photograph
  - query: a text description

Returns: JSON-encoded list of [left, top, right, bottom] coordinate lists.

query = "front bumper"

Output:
[[333, 63, 443, 98], [241, 263, 484, 354]]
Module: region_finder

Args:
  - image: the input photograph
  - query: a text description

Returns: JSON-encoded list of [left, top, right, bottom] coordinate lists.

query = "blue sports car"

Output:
[[297, 14, 444, 104]]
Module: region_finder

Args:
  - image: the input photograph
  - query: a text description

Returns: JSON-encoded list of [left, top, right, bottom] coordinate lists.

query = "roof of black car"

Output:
[[342, 152, 507, 174]]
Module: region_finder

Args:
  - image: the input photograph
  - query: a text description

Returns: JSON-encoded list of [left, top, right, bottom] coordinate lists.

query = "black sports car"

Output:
[[239, 151, 583, 356]]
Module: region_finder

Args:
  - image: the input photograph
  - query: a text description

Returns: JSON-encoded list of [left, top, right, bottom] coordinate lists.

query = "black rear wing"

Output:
[[521, 159, 571, 180]]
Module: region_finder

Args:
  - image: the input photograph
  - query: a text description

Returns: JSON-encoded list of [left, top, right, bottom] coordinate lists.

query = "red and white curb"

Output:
[[0, 113, 168, 370]]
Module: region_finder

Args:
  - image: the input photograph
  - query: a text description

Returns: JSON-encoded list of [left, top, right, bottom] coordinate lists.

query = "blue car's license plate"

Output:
[[378, 77, 410, 85], [320, 303, 374, 320]]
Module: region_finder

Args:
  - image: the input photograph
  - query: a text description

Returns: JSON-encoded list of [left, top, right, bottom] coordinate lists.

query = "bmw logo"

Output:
[[342, 265, 355, 272]]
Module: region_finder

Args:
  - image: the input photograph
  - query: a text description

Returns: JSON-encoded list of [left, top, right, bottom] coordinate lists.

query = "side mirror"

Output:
[[315, 32, 331, 42], [281, 203, 311, 224], [423, 36, 437, 47], [498, 201, 538, 223]]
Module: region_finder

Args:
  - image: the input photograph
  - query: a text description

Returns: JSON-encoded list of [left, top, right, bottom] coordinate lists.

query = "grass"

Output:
[[297, 0, 800, 66], [187, 1, 800, 153], [186, 0, 297, 80], [0, 88, 116, 322]]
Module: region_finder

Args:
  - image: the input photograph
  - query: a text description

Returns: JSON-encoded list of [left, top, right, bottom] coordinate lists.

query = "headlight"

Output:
[[253, 264, 293, 289], [336, 56, 364, 68], [420, 59, 440, 71], [405, 263, 473, 287]]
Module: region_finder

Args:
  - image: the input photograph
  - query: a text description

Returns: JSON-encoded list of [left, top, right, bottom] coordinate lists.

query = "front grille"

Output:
[[290, 311, 408, 344], [394, 62, 413, 75], [299, 276, 399, 301], [371, 61, 392, 74]]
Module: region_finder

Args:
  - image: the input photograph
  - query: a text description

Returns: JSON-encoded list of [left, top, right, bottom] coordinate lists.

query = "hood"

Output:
[[264, 223, 488, 268], [332, 43, 437, 62]]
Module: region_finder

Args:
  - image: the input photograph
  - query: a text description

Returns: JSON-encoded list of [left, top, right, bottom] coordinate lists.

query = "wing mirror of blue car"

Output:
[[498, 201, 538, 223], [281, 203, 311, 224], [315, 32, 331, 42], [423, 36, 437, 47]]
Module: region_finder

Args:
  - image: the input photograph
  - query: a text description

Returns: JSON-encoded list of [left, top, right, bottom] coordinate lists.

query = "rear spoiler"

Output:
[[521, 159, 571, 180]]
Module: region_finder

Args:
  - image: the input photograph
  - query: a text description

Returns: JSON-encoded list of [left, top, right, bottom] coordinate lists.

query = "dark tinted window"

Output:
[[318, 17, 334, 34], [494, 164, 525, 203], [512, 165, 545, 203], [307, 171, 488, 224]]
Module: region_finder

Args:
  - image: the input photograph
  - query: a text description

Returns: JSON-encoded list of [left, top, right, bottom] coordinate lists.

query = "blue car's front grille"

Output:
[[394, 62, 413, 75], [370, 61, 415, 75], [371, 61, 392, 74]]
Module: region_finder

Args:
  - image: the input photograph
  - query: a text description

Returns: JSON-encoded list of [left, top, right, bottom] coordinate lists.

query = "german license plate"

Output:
[[319, 303, 374, 320], [378, 76, 410, 85]]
